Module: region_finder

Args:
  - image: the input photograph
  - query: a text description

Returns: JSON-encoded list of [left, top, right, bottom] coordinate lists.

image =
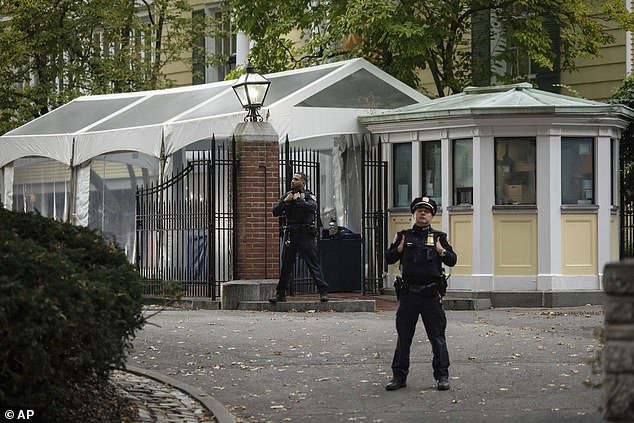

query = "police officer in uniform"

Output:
[[385, 196, 457, 391], [270, 172, 329, 303]]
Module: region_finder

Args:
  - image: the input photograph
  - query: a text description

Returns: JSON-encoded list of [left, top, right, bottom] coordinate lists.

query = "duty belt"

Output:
[[406, 282, 437, 293], [286, 224, 315, 233]]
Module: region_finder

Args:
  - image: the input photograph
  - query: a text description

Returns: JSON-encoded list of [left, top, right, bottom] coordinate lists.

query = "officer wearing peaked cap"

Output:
[[384, 196, 457, 392]]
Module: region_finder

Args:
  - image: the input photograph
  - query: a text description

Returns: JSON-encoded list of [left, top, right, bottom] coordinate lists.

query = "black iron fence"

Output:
[[136, 133, 387, 298], [620, 152, 634, 259], [136, 136, 237, 299], [622, 202, 634, 259], [361, 136, 388, 294]]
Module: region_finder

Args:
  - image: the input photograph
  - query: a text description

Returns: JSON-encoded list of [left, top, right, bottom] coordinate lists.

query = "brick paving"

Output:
[[111, 370, 216, 423]]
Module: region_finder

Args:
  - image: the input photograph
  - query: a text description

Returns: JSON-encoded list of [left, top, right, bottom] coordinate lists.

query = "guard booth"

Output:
[[361, 83, 634, 307]]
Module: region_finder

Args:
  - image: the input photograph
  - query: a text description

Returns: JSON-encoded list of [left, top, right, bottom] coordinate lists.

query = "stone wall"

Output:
[[603, 259, 634, 421]]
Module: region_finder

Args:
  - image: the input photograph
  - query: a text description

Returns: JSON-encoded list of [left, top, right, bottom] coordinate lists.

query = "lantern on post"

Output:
[[232, 62, 271, 122]]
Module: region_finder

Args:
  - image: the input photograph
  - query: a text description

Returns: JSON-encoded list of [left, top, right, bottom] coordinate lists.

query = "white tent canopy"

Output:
[[0, 58, 428, 168], [0, 58, 428, 261]]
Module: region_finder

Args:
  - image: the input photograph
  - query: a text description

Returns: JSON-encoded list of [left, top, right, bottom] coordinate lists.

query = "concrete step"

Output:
[[237, 300, 376, 312], [443, 297, 492, 311]]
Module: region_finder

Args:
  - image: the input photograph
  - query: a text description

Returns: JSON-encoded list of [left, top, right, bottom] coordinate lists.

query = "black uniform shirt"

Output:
[[385, 224, 457, 283], [272, 188, 317, 225]]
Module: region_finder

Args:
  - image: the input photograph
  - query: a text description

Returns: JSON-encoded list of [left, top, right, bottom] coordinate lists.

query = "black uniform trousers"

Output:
[[276, 232, 328, 295], [391, 292, 450, 382]]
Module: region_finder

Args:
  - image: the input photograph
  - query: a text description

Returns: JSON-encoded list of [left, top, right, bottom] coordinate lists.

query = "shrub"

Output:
[[0, 208, 144, 419]]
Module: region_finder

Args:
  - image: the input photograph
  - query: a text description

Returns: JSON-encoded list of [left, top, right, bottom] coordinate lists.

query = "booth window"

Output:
[[561, 137, 594, 205], [422, 141, 442, 206], [495, 137, 536, 205], [452, 139, 473, 205], [393, 142, 412, 208]]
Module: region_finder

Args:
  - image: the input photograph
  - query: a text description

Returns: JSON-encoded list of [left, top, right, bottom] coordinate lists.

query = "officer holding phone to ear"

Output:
[[384, 196, 457, 392]]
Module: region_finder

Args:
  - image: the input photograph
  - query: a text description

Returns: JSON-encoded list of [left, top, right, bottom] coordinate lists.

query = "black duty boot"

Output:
[[319, 292, 329, 302], [385, 379, 407, 391], [436, 376, 450, 391], [269, 295, 287, 304]]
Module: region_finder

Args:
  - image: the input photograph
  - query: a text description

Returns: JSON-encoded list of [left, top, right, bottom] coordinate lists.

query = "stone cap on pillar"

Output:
[[233, 121, 279, 143]]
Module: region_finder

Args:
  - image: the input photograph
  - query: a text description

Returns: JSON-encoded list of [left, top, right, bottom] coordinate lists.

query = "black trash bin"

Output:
[[318, 236, 362, 292]]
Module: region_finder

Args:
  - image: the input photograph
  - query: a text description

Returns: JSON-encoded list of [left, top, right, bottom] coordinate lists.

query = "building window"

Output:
[[422, 141, 441, 206], [193, 8, 237, 84], [453, 139, 473, 205], [495, 138, 536, 205], [393, 143, 412, 208], [212, 11, 237, 81], [561, 137, 594, 205]]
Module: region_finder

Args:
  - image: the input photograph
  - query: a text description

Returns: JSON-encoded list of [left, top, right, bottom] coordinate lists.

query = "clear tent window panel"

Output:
[[265, 66, 342, 105], [90, 86, 230, 131], [7, 97, 143, 135], [12, 158, 71, 220], [178, 89, 243, 120], [296, 69, 419, 109], [89, 152, 160, 262]]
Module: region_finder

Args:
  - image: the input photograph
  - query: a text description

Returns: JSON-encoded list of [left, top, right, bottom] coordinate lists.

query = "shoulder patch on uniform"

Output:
[[310, 194, 316, 201]]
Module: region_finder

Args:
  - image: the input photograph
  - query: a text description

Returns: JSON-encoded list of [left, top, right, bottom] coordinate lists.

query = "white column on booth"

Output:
[[596, 133, 613, 287], [472, 127, 494, 290], [384, 135, 393, 209], [537, 129, 561, 290], [412, 140, 422, 198], [441, 134, 450, 232]]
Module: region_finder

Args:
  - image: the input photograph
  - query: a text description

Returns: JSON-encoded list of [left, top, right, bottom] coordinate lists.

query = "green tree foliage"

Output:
[[225, 0, 634, 97], [0, 0, 206, 135], [611, 76, 634, 203]]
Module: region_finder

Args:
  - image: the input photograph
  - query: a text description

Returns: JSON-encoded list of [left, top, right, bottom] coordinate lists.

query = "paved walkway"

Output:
[[120, 301, 605, 423]]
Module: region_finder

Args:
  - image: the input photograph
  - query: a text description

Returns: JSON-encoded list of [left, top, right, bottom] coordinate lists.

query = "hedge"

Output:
[[0, 208, 145, 417]]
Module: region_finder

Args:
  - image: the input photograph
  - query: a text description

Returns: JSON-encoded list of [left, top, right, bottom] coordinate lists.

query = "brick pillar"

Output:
[[233, 122, 280, 280], [603, 260, 634, 421]]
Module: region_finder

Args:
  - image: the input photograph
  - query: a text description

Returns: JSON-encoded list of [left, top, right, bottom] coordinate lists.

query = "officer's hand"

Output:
[[292, 192, 301, 200], [284, 193, 294, 202], [436, 238, 445, 255], [396, 235, 405, 253]]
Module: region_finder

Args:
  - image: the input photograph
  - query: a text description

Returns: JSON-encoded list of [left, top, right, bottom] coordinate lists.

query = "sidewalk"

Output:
[[127, 302, 604, 423]]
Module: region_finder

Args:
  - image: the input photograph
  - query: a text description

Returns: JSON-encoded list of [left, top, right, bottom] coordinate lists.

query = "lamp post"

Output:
[[232, 62, 271, 122]]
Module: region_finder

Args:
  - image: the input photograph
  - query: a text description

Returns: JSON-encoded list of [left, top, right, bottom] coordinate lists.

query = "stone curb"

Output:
[[124, 365, 236, 423], [238, 299, 376, 312]]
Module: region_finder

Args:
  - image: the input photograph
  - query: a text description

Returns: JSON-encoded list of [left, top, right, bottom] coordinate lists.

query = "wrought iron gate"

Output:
[[361, 136, 388, 294], [136, 136, 237, 299], [621, 152, 634, 259], [278, 135, 321, 294]]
